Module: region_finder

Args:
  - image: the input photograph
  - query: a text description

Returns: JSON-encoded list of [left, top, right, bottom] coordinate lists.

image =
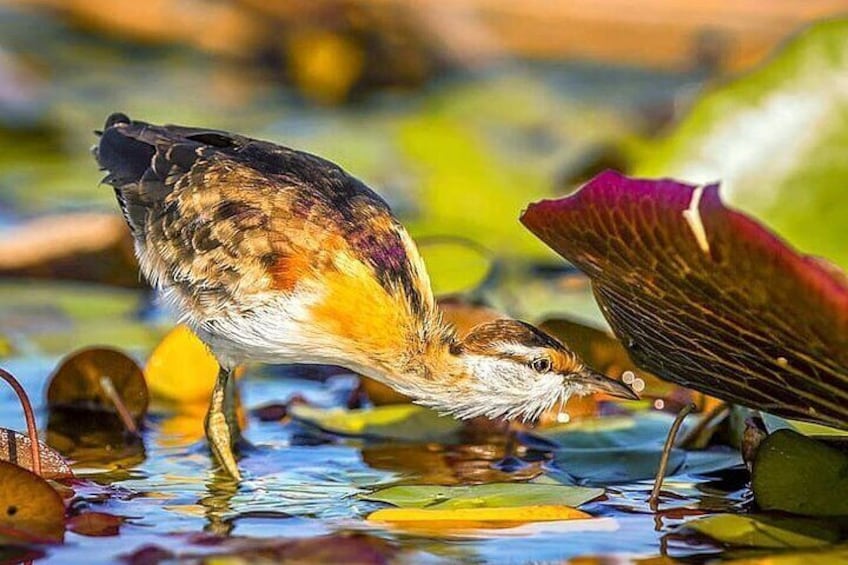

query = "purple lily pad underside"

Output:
[[522, 171, 848, 430]]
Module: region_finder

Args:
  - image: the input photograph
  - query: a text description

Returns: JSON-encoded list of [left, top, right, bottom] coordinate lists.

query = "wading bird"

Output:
[[94, 113, 637, 480]]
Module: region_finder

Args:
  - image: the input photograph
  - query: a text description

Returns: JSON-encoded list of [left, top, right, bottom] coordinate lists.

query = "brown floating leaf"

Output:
[[521, 171, 848, 430], [66, 512, 124, 537], [0, 428, 73, 480], [0, 460, 65, 544], [122, 532, 398, 564], [47, 347, 148, 427]]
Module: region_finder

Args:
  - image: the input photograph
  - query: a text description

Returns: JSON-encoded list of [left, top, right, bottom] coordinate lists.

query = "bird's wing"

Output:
[[94, 114, 436, 325]]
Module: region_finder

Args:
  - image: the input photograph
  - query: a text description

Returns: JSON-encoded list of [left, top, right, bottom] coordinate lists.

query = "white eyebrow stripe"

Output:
[[493, 343, 548, 358]]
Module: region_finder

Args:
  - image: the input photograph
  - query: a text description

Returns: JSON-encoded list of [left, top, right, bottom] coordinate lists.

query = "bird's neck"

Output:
[[355, 306, 465, 396]]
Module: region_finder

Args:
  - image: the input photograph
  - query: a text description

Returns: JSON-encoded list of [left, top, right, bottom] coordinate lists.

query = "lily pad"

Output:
[[361, 483, 603, 509], [760, 412, 848, 438], [288, 404, 462, 442], [752, 429, 848, 517], [0, 460, 65, 545], [682, 513, 842, 549], [47, 347, 148, 421], [553, 445, 740, 485], [66, 512, 124, 537], [367, 505, 591, 527], [521, 171, 848, 430], [536, 412, 684, 449], [535, 412, 742, 484], [144, 324, 220, 404], [0, 428, 73, 480], [553, 446, 685, 485]]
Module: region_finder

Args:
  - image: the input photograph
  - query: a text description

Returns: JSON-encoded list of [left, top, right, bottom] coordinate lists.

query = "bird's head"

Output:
[[415, 319, 639, 421]]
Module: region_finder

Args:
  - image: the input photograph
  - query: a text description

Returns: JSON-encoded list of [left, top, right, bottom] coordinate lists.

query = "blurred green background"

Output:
[[0, 0, 847, 295]]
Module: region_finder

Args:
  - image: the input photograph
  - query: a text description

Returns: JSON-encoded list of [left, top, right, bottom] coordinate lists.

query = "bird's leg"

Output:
[[223, 367, 241, 443], [205, 366, 242, 481]]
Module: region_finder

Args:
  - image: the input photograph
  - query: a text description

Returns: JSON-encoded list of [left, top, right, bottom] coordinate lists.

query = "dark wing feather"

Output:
[[93, 113, 430, 318]]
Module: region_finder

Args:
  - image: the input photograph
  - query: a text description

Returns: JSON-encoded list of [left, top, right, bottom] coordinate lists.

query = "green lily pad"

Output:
[[361, 483, 604, 510], [683, 514, 842, 549], [535, 412, 741, 484], [683, 449, 746, 476], [761, 413, 848, 438], [554, 446, 685, 484], [537, 412, 686, 449], [553, 446, 741, 485], [632, 18, 848, 270], [288, 404, 462, 443], [752, 429, 848, 517]]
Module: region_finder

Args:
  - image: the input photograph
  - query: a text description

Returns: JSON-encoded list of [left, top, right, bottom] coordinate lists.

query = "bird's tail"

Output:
[[93, 112, 232, 238]]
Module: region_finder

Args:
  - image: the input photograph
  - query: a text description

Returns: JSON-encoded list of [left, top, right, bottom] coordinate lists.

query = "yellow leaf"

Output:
[[145, 325, 219, 404], [0, 460, 65, 544], [289, 404, 461, 442], [367, 505, 591, 529]]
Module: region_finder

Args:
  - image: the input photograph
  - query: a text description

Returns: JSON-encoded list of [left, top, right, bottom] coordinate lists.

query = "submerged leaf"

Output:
[[522, 171, 848, 430], [288, 404, 461, 442], [362, 483, 603, 509], [66, 512, 123, 537], [0, 428, 73, 480], [0, 461, 65, 544], [683, 513, 841, 549], [361, 443, 543, 486], [752, 429, 848, 517], [123, 532, 400, 564]]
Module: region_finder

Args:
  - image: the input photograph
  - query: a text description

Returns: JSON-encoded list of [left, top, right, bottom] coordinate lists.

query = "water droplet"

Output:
[[622, 370, 636, 384]]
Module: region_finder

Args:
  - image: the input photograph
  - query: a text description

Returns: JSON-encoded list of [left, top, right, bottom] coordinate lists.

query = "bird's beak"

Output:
[[570, 368, 640, 400]]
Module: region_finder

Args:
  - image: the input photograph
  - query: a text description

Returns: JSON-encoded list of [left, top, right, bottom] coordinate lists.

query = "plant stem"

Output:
[[676, 402, 729, 449], [0, 367, 42, 476], [649, 403, 696, 512], [99, 376, 138, 435]]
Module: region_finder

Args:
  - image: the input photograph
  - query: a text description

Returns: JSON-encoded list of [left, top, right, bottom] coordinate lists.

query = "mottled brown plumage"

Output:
[[96, 114, 430, 320], [93, 113, 637, 480]]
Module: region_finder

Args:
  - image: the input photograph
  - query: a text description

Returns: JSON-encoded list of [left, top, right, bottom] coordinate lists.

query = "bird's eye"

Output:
[[530, 358, 552, 373]]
